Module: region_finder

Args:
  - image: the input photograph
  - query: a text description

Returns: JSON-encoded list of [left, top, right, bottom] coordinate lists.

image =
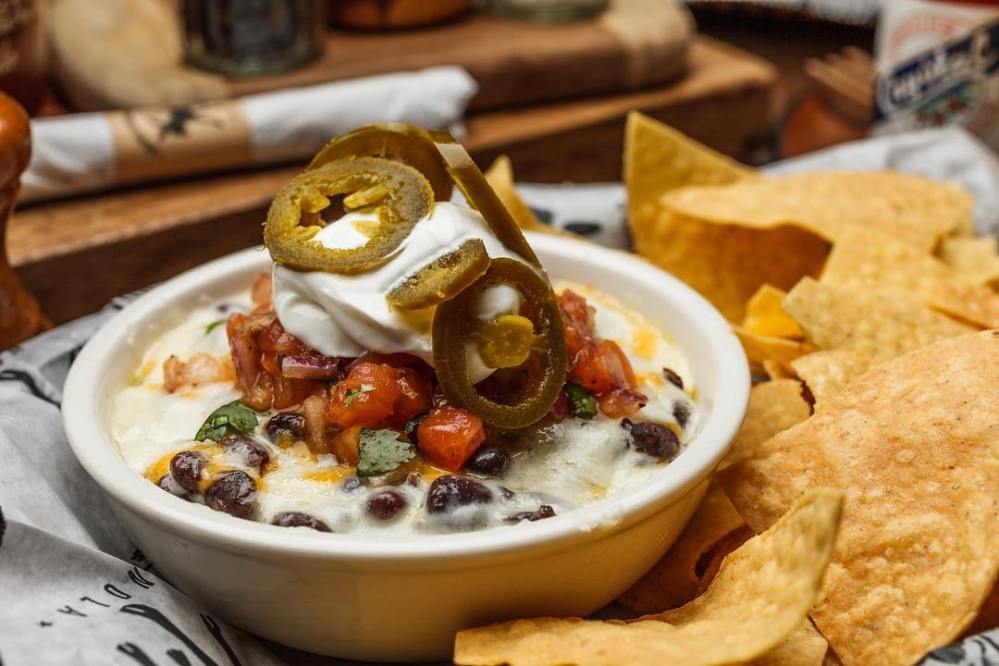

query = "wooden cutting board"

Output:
[[12, 37, 775, 324], [50, 0, 692, 113]]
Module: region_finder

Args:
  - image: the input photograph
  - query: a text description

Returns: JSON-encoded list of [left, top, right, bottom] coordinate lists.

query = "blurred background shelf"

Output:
[[10, 35, 775, 325]]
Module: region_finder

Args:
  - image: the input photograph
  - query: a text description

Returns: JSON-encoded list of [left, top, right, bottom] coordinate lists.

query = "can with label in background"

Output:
[[874, 0, 999, 151]]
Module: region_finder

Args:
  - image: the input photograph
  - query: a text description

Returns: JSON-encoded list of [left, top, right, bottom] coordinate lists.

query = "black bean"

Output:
[[426, 476, 492, 513], [219, 432, 270, 472], [265, 412, 306, 444], [673, 401, 690, 429], [621, 419, 681, 461], [505, 505, 556, 523], [365, 489, 408, 521], [271, 511, 331, 532], [156, 474, 191, 499], [204, 470, 258, 520], [169, 450, 206, 493], [464, 446, 509, 477], [662, 368, 684, 390], [340, 475, 362, 492]]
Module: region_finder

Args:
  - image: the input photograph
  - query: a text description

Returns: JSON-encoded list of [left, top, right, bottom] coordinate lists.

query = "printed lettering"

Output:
[[104, 583, 132, 600], [56, 606, 86, 617]]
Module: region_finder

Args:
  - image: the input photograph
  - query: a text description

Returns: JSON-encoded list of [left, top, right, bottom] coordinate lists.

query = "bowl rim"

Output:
[[62, 232, 749, 563]]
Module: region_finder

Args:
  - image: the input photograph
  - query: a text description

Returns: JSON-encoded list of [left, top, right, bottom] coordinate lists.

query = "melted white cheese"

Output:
[[110, 280, 697, 535]]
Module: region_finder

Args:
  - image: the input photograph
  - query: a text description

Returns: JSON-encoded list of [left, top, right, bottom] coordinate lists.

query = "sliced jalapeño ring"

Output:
[[265, 156, 434, 274], [433, 258, 567, 429], [308, 123, 453, 202], [387, 239, 491, 310]]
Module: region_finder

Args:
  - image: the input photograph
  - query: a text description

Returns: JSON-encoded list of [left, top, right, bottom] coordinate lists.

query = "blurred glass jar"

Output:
[[182, 0, 325, 76], [485, 0, 609, 22]]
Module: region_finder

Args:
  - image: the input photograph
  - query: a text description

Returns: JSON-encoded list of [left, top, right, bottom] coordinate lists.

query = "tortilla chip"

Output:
[[721, 379, 811, 469], [735, 326, 812, 372], [820, 226, 999, 328], [618, 483, 750, 613], [789, 350, 872, 410], [783, 277, 975, 360], [763, 359, 795, 380], [455, 489, 844, 666], [719, 330, 999, 666], [635, 209, 829, 323], [938, 236, 999, 287], [743, 284, 803, 339], [753, 621, 829, 666], [623, 112, 755, 228], [624, 115, 825, 322], [662, 172, 971, 251], [483, 156, 551, 235]]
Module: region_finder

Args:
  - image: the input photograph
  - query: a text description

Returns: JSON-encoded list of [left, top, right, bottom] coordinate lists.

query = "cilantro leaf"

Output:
[[343, 383, 375, 407], [205, 319, 227, 334], [195, 400, 259, 442], [404, 412, 427, 436], [357, 428, 414, 477], [566, 382, 597, 420]]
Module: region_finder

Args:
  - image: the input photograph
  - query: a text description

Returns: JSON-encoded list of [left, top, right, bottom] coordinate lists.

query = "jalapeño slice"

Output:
[[387, 239, 491, 310], [265, 157, 434, 274], [428, 130, 541, 267], [433, 258, 567, 429], [308, 123, 453, 202]]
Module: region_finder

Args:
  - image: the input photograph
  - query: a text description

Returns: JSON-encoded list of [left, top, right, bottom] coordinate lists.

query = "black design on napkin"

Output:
[[563, 221, 602, 236], [0, 369, 60, 406], [528, 207, 554, 225], [120, 604, 219, 666], [201, 614, 242, 666], [118, 642, 158, 666]]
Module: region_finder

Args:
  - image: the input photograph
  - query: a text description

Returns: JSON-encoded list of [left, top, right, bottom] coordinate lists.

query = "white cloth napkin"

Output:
[[21, 66, 478, 204]]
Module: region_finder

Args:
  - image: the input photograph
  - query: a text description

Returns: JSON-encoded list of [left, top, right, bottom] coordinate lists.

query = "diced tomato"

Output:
[[597, 387, 648, 418], [251, 272, 273, 313], [354, 352, 433, 375], [328, 362, 403, 429], [227, 311, 326, 410], [227, 313, 261, 391], [570, 340, 637, 394], [391, 367, 433, 428], [558, 289, 595, 364], [272, 375, 323, 410], [242, 372, 274, 412], [416, 406, 487, 471]]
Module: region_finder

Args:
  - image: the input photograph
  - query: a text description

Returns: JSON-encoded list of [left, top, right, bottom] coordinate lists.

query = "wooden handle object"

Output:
[[0, 91, 49, 350]]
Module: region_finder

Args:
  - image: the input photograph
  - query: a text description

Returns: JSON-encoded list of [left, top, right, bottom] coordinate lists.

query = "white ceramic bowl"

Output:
[[62, 233, 749, 662]]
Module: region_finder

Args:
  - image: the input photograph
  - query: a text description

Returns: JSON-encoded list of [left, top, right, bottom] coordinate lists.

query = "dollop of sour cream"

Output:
[[273, 202, 523, 380]]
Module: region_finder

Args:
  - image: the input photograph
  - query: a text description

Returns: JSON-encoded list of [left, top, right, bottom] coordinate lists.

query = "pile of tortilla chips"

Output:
[[457, 115, 999, 666]]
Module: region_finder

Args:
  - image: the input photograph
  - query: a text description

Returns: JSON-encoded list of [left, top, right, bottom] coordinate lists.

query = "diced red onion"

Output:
[[281, 354, 341, 380]]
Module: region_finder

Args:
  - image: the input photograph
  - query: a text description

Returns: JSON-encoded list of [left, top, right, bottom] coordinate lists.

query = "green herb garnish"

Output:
[[343, 383, 375, 407], [566, 383, 597, 420], [357, 428, 414, 477], [195, 400, 259, 442], [205, 319, 227, 334], [404, 413, 427, 436]]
